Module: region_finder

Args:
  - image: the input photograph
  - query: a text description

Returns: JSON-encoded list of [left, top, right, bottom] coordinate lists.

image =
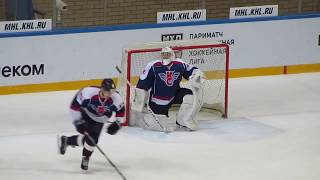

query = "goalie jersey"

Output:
[[136, 59, 198, 105], [70, 87, 125, 123]]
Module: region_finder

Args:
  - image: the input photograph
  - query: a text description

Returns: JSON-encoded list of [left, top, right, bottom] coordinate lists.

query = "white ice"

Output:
[[1, 73, 320, 180]]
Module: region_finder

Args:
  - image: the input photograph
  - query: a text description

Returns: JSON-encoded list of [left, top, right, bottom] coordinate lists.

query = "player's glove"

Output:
[[106, 120, 121, 135], [73, 119, 88, 134]]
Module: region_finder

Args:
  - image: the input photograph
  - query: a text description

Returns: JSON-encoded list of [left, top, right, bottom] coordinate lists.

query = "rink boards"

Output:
[[0, 13, 319, 94]]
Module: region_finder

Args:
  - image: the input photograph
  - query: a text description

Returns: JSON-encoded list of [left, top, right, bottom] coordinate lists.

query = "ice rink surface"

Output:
[[1, 73, 320, 180]]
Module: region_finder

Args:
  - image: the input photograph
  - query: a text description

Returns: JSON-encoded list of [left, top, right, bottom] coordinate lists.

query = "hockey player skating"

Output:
[[57, 78, 125, 170], [132, 47, 205, 132]]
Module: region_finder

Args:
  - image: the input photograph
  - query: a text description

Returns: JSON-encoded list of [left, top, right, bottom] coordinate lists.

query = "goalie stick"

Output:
[[115, 66, 168, 133], [84, 132, 127, 180]]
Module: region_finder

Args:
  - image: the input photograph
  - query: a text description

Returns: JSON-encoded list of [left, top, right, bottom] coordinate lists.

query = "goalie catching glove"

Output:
[[189, 69, 205, 89]]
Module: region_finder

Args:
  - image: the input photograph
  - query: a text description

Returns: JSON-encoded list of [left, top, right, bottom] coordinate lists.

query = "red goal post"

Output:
[[117, 41, 229, 126]]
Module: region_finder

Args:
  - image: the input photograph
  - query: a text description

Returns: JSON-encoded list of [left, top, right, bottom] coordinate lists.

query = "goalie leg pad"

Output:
[[131, 88, 149, 112], [176, 94, 201, 131], [142, 113, 176, 132]]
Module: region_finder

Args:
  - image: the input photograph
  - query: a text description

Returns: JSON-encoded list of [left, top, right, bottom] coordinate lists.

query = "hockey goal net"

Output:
[[117, 40, 229, 126]]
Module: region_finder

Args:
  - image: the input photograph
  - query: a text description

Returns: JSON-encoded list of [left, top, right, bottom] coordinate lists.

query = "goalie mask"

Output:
[[161, 47, 174, 65]]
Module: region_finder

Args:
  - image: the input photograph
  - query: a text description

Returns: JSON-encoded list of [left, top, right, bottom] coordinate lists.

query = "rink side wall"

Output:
[[0, 13, 319, 95]]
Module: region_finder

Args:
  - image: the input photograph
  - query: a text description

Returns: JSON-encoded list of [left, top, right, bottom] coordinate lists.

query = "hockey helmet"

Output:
[[101, 78, 116, 91]]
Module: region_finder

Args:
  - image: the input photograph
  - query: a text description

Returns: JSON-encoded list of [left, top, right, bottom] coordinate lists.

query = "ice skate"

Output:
[[176, 121, 193, 131], [81, 156, 90, 170], [57, 135, 68, 155]]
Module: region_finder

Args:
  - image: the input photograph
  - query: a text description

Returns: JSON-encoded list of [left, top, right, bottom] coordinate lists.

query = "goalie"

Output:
[[132, 46, 205, 132]]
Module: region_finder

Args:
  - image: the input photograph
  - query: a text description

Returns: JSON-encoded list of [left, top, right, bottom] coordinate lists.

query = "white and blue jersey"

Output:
[[70, 86, 125, 123], [136, 59, 197, 105]]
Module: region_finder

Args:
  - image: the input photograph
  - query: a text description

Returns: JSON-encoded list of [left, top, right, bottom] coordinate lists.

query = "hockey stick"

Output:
[[84, 131, 127, 180], [115, 66, 167, 132]]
